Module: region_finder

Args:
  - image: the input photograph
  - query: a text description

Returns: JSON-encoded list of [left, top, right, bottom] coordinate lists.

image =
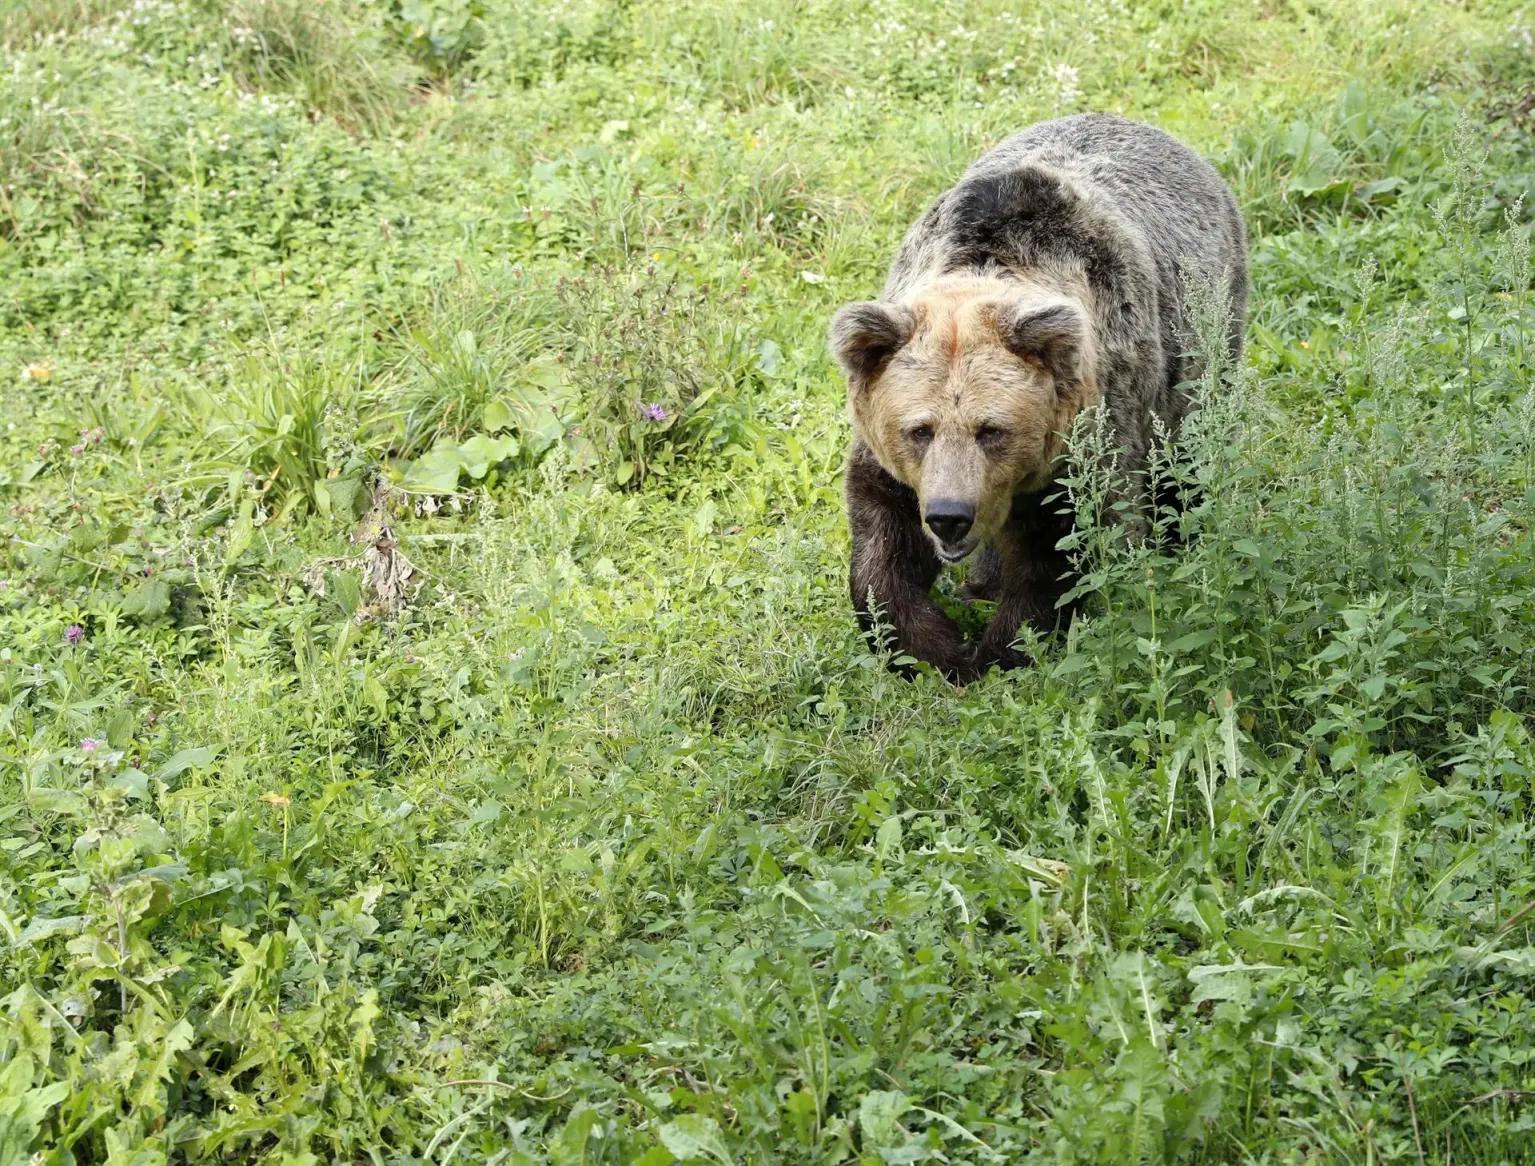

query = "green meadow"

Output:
[[2, 0, 1534, 1160]]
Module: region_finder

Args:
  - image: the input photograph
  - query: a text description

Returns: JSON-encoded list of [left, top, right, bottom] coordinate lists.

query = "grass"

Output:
[[1, 0, 1534, 1162]]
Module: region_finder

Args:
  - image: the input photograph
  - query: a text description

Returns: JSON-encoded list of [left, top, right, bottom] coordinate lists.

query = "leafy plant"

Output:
[[393, 0, 484, 74]]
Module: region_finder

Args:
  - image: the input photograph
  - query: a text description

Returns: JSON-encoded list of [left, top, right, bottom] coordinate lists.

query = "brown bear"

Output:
[[829, 113, 1248, 681]]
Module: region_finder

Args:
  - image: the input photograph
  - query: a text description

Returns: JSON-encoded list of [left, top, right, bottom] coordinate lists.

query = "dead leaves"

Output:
[[301, 480, 437, 621]]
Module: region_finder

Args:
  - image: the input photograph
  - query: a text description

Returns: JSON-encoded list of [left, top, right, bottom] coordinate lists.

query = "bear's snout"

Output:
[[924, 499, 975, 547]]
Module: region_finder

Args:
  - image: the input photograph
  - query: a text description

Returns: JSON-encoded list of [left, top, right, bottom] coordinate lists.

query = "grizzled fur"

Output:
[[831, 114, 1248, 681]]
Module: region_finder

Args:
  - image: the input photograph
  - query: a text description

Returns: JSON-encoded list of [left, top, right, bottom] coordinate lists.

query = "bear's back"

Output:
[[970, 115, 1246, 316], [893, 116, 1242, 293]]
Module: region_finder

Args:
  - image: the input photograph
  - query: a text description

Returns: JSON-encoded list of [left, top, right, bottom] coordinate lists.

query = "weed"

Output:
[[379, 268, 550, 458], [554, 263, 752, 486]]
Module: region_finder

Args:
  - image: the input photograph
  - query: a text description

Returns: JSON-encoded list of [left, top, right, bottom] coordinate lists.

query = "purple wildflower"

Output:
[[80, 738, 99, 753], [643, 402, 668, 422], [70, 444, 85, 456], [65, 624, 84, 646]]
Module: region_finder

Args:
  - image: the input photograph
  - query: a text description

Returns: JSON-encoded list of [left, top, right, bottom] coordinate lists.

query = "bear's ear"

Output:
[[1000, 300, 1084, 391], [829, 301, 914, 386]]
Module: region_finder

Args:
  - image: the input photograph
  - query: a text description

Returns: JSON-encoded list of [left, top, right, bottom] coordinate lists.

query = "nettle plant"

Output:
[[1052, 138, 1535, 771]]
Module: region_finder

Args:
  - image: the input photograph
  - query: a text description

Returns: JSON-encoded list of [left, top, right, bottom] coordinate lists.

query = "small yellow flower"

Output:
[[21, 363, 51, 382], [1299, 340, 1310, 350], [259, 792, 290, 808]]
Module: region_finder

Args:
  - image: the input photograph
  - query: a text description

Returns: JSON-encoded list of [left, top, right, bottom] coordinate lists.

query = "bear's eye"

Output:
[[907, 424, 935, 445], [976, 425, 1008, 446]]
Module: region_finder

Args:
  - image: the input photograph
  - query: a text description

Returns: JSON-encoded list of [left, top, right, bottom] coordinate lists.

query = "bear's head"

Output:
[[830, 277, 1098, 562]]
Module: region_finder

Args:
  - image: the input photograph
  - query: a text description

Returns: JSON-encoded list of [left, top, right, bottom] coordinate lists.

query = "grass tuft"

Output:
[[221, 0, 419, 132]]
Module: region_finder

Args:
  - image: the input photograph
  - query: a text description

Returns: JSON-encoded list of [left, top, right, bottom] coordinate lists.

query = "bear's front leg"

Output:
[[976, 493, 1074, 670], [846, 442, 978, 680]]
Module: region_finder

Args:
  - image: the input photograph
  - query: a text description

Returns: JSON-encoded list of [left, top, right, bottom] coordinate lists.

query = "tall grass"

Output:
[[0, 0, 122, 49], [220, 0, 417, 132]]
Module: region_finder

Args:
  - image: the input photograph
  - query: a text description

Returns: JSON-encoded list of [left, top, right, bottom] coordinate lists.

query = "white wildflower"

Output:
[[1052, 62, 1081, 106]]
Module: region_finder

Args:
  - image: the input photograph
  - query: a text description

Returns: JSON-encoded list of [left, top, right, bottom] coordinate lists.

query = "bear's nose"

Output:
[[924, 500, 974, 545]]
